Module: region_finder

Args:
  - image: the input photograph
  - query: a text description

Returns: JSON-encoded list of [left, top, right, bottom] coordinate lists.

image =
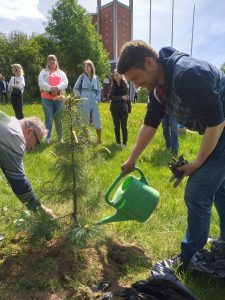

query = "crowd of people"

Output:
[[1, 40, 225, 273]]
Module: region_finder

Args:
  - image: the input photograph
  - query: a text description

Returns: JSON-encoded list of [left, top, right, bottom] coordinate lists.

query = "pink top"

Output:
[[41, 71, 62, 100]]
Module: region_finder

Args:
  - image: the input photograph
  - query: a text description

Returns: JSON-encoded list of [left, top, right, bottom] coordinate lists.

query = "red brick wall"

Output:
[[117, 4, 131, 58], [99, 5, 114, 60], [91, 14, 97, 29]]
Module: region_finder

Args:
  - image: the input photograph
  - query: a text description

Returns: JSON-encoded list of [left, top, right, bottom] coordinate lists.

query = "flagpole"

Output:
[[171, 0, 174, 47], [149, 0, 152, 44], [190, 4, 195, 56]]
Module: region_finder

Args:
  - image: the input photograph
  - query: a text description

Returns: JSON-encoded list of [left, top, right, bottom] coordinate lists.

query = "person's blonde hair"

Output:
[[11, 64, 24, 76], [83, 59, 95, 78], [46, 54, 59, 70]]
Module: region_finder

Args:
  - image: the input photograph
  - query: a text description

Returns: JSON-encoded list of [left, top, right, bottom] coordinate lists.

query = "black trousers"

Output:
[[111, 103, 128, 145], [11, 92, 24, 119]]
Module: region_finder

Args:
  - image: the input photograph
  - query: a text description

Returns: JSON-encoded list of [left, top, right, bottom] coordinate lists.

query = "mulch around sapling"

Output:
[[0, 237, 151, 299]]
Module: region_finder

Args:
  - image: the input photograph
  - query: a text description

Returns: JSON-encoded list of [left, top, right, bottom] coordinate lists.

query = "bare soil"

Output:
[[0, 237, 151, 300]]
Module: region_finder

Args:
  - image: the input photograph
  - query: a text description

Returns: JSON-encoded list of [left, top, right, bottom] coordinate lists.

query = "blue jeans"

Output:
[[162, 114, 179, 153], [181, 128, 225, 264], [41, 98, 64, 139]]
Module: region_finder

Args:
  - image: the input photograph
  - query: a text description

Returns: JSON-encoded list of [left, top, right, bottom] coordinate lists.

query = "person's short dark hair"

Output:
[[117, 40, 159, 74]]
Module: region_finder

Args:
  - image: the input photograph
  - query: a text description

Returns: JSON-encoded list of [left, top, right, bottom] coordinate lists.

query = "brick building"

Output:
[[91, 0, 133, 62]]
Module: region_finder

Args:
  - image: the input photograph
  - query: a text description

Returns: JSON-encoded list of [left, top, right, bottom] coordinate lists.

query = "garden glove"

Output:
[[168, 155, 188, 188]]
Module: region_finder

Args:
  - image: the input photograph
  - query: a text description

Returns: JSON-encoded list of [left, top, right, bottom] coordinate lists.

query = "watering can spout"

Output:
[[95, 211, 132, 225]]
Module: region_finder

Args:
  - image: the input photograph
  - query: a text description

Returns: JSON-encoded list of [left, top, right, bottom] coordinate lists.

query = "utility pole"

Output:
[[190, 4, 195, 56]]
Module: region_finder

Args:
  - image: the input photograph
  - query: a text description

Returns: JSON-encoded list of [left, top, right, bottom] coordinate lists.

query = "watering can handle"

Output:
[[105, 166, 149, 205]]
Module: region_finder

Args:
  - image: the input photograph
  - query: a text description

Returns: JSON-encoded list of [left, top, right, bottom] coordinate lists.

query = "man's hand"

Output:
[[177, 159, 201, 176], [121, 159, 135, 174], [122, 95, 129, 101], [40, 204, 56, 219]]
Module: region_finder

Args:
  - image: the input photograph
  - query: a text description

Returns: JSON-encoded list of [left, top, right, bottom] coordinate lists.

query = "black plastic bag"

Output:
[[114, 260, 199, 300], [188, 238, 225, 278]]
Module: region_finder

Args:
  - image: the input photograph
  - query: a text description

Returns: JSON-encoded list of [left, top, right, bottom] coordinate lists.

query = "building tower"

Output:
[[91, 0, 133, 63]]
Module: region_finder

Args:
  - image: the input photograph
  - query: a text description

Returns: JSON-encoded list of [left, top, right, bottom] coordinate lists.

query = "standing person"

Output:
[[0, 76, 9, 104], [109, 69, 129, 147], [0, 110, 54, 220], [73, 60, 102, 143], [0, 74, 3, 103], [162, 113, 179, 155], [38, 54, 68, 145], [133, 88, 138, 103], [117, 40, 225, 268], [8, 64, 25, 119]]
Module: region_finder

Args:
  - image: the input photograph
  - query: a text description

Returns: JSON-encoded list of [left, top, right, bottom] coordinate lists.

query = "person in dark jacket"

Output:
[[0, 76, 9, 104], [117, 40, 225, 267], [109, 69, 129, 147]]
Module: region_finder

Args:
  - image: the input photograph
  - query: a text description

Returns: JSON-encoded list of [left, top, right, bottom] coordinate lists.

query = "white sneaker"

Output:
[[121, 144, 126, 148], [116, 143, 121, 147], [46, 138, 51, 145]]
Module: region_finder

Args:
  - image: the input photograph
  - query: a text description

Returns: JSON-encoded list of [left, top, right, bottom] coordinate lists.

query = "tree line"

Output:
[[0, 0, 110, 102]]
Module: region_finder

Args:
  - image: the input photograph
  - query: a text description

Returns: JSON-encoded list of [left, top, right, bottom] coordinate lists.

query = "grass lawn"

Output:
[[0, 102, 224, 300]]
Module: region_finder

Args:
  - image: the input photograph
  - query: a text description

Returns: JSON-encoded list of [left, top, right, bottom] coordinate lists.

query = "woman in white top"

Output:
[[38, 54, 68, 144], [9, 64, 25, 119]]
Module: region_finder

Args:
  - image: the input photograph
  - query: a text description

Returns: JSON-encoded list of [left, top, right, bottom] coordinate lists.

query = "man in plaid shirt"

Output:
[[117, 40, 225, 267]]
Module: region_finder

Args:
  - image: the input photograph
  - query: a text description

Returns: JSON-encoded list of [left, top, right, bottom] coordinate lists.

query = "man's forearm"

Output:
[[196, 122, 225, 166], [2, 167, 41, 211]]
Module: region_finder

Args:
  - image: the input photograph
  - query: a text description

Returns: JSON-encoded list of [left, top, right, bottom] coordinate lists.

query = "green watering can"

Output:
[[96, 167, 159, 225]]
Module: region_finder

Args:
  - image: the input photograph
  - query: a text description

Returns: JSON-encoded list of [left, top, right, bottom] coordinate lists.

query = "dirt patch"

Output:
[[0, 238, 151, 299]]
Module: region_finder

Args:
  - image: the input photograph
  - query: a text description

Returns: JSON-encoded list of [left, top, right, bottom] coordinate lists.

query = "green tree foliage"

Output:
[[0, 0, 110, 102], [0, 31, 52, 102], [221, 63, 225, 74], [45, 0, 111, 84]]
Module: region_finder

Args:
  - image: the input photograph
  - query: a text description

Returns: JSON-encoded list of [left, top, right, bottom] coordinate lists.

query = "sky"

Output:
[[0, 0, 225, 68]]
